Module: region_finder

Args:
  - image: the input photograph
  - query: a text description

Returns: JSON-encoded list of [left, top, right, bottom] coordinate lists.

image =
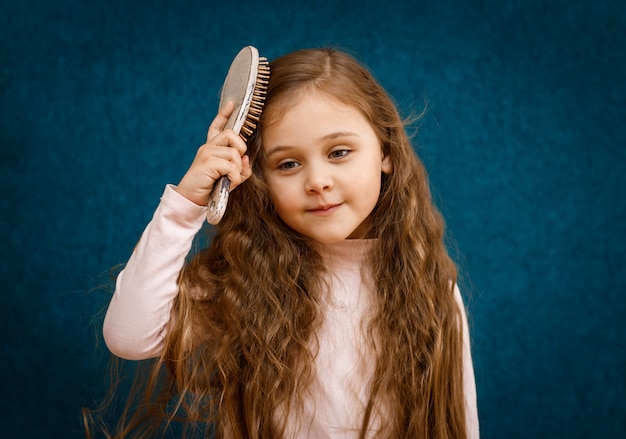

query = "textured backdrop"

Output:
[[1, 0, 625, 437]]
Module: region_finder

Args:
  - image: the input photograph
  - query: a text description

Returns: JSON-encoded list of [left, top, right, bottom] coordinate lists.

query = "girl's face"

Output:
[[262, 91, 392, 244]]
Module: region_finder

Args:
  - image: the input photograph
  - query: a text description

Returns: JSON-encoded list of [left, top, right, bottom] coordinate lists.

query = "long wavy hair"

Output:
[[86, 47, 466, 438]]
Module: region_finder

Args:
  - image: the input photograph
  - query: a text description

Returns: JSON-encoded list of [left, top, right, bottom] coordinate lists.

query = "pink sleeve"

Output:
[[455, 284, 480, 438], [102, 184, 208, 360]]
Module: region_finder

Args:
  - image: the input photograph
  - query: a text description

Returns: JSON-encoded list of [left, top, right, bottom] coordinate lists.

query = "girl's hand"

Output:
[[175, 102, 252, 206]]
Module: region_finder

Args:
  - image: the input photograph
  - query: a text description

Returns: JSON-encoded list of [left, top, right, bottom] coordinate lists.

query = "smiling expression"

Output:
[[262, 91, 392, 244]]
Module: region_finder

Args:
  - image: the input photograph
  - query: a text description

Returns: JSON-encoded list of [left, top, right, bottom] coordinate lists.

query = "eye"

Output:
[[278, 160, 300, 171], [329, 149, 349, 159]]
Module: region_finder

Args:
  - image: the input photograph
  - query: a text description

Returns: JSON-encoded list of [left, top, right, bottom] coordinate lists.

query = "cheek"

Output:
[[351, 162, 383, 190], [266, 179, 294, 212]]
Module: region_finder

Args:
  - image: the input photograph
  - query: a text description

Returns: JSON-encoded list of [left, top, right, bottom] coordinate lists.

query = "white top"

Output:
[[103, 184, 479, 438]]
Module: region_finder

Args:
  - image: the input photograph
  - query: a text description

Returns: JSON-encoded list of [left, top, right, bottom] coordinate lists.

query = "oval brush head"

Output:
[[206, 46, 269, 225]]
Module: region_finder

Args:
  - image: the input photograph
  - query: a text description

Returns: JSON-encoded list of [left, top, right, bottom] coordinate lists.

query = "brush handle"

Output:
[[206, 176, 230, 225]]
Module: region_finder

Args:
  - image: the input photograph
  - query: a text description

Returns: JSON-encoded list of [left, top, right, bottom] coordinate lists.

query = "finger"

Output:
[[194, 136, 247, 180], [241, 154, 251, 177], [207, 129, 248, 157], [230, 155, 252, 191], [207, 101, 235, 142], [199, 145, 244, 170]]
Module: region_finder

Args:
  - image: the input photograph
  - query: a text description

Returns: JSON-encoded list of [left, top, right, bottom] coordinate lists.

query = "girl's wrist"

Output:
[[173, 183, 207, 207]]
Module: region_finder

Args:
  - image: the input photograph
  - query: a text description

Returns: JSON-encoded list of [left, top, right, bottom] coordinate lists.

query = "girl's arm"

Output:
[[103, 103, 252, 361], [102, 185, 207, 360], [455, 284, 480, 438]]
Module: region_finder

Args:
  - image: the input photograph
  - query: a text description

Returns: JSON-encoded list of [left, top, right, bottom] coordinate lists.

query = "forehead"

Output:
[[261, 90, 372, 147]]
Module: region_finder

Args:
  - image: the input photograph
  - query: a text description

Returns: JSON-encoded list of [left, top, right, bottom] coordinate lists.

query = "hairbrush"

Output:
[[206, 46, 270, 225]]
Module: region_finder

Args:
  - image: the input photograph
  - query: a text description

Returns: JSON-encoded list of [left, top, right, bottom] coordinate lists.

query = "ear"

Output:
[[381, 154, 393, 174]]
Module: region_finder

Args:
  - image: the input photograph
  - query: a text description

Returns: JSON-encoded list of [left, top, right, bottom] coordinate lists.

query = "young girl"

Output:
[[101, 47, 479, 438]]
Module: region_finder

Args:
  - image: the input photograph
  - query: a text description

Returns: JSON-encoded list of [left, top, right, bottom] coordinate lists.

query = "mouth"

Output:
[[307, 203, 342, 216]]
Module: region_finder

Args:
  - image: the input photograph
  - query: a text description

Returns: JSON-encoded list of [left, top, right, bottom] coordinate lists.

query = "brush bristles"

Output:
[[239, 57, 270, 141]]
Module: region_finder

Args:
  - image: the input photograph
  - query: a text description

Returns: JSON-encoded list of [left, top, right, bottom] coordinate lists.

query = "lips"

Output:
[[307, 203, 342, 216]]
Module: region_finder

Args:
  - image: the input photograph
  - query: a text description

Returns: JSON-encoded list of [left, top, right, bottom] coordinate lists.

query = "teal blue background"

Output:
[[1, 0, 625, 437]]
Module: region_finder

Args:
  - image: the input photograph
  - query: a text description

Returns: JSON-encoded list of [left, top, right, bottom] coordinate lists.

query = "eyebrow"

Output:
[[265, 131, 360, 158]]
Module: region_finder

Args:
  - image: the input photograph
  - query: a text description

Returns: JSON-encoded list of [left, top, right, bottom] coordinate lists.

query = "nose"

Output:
[[304, 164, 334, 194]]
